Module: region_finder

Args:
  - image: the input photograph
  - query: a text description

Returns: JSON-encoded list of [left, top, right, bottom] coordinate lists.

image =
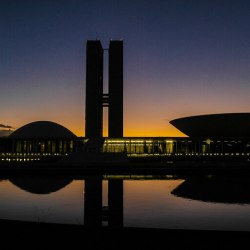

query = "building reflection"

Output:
[[9, 177, 73, 194], [7, 175, 124, 227], [84, 176, 123, 228], [84, 176, 103, 227], [171, 175, 250, 204], [108, 179, 123, 227]]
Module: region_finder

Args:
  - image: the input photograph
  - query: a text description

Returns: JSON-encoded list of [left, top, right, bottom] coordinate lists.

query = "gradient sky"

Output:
[[1, 0, 250, 137]]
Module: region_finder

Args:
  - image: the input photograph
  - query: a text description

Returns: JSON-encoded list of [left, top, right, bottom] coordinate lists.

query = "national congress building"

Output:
[[1, 40, 250, 162]]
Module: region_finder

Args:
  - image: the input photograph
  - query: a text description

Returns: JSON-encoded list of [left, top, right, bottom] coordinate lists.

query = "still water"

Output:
[[0, 174, 250, 231]]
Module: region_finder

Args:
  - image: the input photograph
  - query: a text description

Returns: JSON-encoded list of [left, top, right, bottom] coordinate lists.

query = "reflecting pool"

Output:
[[1, 174, 250, 231]]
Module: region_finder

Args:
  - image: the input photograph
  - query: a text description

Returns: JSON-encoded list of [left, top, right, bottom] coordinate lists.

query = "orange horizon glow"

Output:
[[2, 1, 250, 143], [8, 119, 187, 138], [9, 123, 187, 138]]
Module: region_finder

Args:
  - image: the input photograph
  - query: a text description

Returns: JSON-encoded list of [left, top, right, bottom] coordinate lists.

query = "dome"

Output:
[[9, 121, 76, 139], [170, 113, 250, 138]]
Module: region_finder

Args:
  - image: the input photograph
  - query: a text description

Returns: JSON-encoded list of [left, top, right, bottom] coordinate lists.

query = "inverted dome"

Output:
[[9, 121, 76, 139], [170, 113, 250, 138]]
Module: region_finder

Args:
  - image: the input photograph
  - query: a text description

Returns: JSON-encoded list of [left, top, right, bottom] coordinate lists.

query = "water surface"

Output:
[[1, 174, 250, 231]]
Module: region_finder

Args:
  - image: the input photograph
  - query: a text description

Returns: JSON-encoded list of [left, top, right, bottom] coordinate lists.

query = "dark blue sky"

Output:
[[1, 0, 250, 136]]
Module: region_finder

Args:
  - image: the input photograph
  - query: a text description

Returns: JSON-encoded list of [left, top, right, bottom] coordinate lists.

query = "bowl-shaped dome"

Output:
[[9, 121, 76, 139], [170, 113, 250, 138]]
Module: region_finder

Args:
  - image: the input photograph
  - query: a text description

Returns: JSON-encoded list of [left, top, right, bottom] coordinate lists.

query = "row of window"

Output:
[[1, 138, 250, 155]]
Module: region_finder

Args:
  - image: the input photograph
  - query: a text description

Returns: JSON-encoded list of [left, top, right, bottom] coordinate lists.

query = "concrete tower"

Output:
[[108, 40, 123, 137], [85, 40, 103, 138], [85, 40, 123, 139]]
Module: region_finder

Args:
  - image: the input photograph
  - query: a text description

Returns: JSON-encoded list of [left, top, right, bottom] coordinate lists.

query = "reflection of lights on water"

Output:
[[127, 152, 249, 157], [0, 152, 66, 162], [1, 153, 63, 156], [1, 157, 42, 162], [0, 150, 249, 162]]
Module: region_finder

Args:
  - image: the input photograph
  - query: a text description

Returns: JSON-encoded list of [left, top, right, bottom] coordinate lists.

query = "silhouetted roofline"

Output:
[[170, 113, 250, 137], [9, 121, 76, 139]]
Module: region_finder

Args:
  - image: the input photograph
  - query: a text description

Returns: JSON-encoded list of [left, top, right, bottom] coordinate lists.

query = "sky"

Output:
[[1, 0, 250, 137]]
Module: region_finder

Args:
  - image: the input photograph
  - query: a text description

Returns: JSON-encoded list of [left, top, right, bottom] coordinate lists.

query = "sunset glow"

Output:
[[1, 1, 250, 137]]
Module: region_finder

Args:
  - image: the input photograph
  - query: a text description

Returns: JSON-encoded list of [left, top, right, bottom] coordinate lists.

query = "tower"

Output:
[[85, 40, 123, 139], [85, 41, 103, 138], [108, 41, 123, 137]]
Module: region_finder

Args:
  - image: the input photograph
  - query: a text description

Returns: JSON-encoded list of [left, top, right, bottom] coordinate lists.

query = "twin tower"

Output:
[[85, 40, 123, 138]]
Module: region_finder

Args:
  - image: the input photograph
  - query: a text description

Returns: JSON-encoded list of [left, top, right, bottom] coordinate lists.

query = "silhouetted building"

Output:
[[85, 40, 123, 139], [170, 113, 250, 138], [109, 41, 123, 137], [9, 121, 77, 154], [3, 40, 250, 162], [85, 40, 103, 138]]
